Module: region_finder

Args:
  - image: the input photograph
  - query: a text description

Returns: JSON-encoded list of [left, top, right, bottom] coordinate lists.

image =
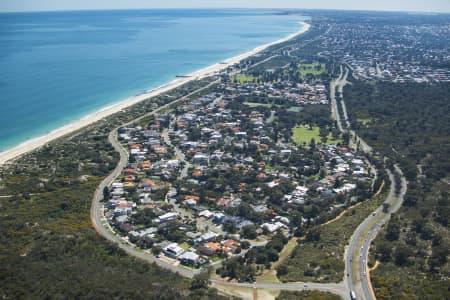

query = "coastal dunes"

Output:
[[0, 22, 310, 165]]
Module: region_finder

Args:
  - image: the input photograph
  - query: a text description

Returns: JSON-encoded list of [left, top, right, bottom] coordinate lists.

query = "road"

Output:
[[162, 127, 190, 179], [331, 66, 408, 299], [210, 279, 349, 300], [346, 166, 407, 300], [330, 67, 345, 132], [331, 66, 373, 155], [90, 80, 220, 279]]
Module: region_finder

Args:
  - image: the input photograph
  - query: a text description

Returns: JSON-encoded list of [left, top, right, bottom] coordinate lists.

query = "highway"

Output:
[[329, 67, 345, 132], [331, 66, 408, 300], [346, 166, 407, 300], [331, 66, 373, 154]]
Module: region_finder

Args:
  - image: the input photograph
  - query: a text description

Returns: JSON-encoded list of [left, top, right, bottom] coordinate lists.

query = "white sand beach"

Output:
[[0, 22, 310, 165]]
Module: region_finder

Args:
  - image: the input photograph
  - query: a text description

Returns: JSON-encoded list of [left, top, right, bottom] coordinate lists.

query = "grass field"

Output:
[[357, 118, 373, 125], [292, 126, 342, 146], [326, 132, 343, 145], [232, 74, 256, 83], [298, 62, 326, 78], [292, 126, 321, 145], [243, 101, 273, 108]]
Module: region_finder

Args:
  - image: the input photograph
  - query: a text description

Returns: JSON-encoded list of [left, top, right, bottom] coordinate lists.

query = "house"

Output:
[[115, 215, 129, 225], [198, 242, 221, 256], [128, 227, 158, 243], [274, 216, 290, 224], [193, 153, 209, 164], [186, 231, 202, 239], [163, 243, 185, 258], [222, 239, 240, 252], [213, 212, 226, 223], [198, 210, 214, 219], [252, 205, 269, 213], [178, 251, 201, 266], [114, 207, 132, 217], [195, 232, 218, 243], [128, 231, 141, 243], [261, 222, 286, 233], [280, 149, 292, 156], [184, 198, 197, 206], [157, 212, 178, 223], [119, 223, 133, 233], [112, 182, 124, 189]]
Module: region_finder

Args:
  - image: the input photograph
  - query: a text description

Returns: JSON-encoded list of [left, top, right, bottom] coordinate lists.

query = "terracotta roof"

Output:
[[206, 242, 221, 251]]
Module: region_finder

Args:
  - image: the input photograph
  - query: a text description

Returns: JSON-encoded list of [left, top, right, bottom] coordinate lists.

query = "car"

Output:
[[304, 284, 308, 288]]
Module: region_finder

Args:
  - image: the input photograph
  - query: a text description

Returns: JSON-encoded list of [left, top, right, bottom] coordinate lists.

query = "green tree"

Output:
[[241, 225, 258, 240]]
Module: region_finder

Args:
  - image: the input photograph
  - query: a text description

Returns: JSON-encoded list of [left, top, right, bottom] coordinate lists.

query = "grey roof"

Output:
[[179, 251, 200, 261]]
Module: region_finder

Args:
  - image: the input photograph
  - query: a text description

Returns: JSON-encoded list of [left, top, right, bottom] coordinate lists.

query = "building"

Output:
[[178, 251, 201, 266], [163, 243, 185, 258], [157, 212, 178, 223]]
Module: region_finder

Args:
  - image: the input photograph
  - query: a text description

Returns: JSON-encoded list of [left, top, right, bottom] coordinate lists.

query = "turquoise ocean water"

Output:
[[0, 9, 302, 151]]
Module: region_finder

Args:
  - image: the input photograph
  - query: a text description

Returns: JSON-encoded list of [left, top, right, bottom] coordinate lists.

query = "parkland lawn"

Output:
[[292, 126, 342, 145], [232, 74, 256, 83], [298, 62, 326, 77]]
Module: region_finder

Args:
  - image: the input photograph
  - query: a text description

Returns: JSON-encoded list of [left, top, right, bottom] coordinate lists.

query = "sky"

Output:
[[1, 0, 449, 13]]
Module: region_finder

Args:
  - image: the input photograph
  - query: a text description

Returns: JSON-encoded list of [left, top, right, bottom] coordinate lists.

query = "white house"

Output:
[[157, 212, 178, 223], [163, 243, 185, 258]]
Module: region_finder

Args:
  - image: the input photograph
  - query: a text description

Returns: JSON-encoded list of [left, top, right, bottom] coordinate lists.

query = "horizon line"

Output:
[[1, 7, 449, 14]]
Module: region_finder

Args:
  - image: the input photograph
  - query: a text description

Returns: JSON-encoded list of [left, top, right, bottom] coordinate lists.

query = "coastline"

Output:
[[0, 21, 310, 165]]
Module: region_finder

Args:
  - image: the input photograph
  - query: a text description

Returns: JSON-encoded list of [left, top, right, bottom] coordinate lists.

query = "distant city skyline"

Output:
[[1, 0, 450, 13]]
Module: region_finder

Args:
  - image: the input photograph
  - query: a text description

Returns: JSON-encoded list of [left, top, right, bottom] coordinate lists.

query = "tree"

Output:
[[241, 225, 258, 240], [276, 265, 288, 276], [333, 177, 341, 189], [190, 272, 210, 290], [420, 224, 434, 240], [394, 245, 412, 266], [385, 221, 400, 241], [102, 186, 109, 201], [223, 221, 237, 234], [294, 226, 305, 237], [305, 228, 321, 242], [151, 246, 162, 255], [241, 241, 251, 249], [309, 138, 316, 150], [267, 248, 279, 262]]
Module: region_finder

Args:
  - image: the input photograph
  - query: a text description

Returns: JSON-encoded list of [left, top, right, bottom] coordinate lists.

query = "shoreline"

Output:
[[0, 21, 310, 165]]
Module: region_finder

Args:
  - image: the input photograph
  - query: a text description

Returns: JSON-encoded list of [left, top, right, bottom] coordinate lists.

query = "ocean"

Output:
[[0, 9, 303, 151]]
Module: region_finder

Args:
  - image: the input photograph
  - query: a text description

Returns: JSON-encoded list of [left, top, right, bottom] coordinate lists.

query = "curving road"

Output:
[[331, 66, 408, 300], [346, 166, 407, 300], [90, 80, 220, 279]]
